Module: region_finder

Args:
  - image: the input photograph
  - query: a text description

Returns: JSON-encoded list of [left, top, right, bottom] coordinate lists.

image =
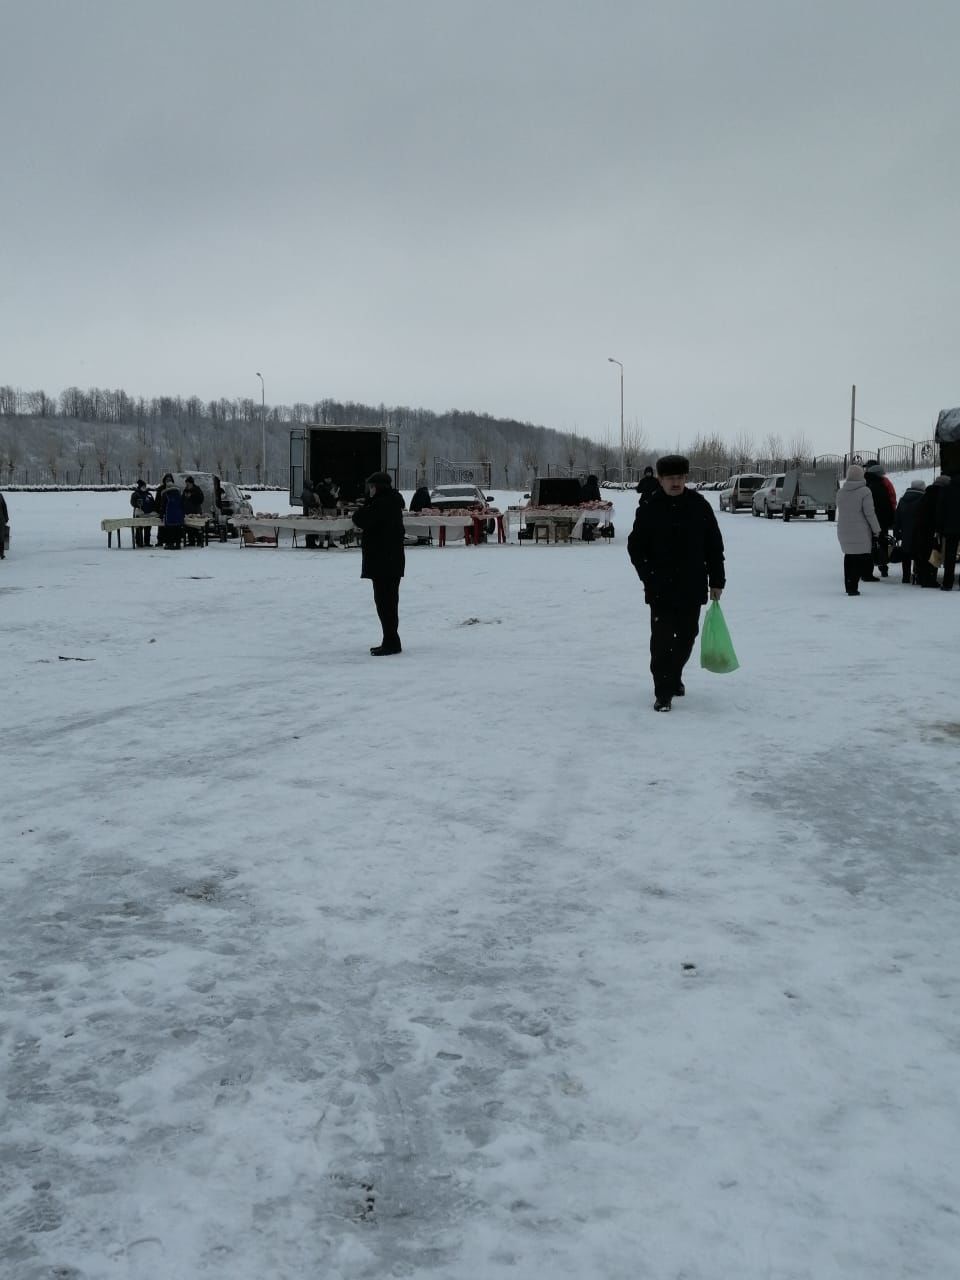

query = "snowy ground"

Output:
[[1, 478, 958, 1280]]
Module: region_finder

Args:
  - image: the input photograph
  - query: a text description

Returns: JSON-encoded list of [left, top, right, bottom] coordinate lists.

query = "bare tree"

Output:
[[42, 429, 62, 483], [623, 420, 647, 475], [730, 431, 756, 469], [0, 427, 22, 481], [787, 431, 812, 464]]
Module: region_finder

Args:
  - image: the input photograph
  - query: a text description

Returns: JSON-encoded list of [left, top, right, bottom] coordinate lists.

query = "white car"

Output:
[[428, 485, 495, 510], [718, 473, 765, 512], [751, 473, 815, 519]]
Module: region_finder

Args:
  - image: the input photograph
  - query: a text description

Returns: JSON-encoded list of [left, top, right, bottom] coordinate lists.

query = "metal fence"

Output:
[[432, 458, 493, 487]]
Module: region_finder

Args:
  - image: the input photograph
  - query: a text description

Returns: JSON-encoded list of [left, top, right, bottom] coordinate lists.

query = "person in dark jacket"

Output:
[[300, 479, 321, 547], [580, 474, 602, 502], [0, 490, 8, 559], [315, 477, 340, 510], [893, 479, 926, 584], [410, 484, 432, 513], [181, 476, 205, 546], [352, 471, 406, 654], [130, 480, 155, 546], [935, 471, 960, 591], [863, 462, 896, 576], [635, 466, 659, 501], [159, 478, 185, 549], [154, 474, 175, 547], [627, 455, 726, 712], [910, 481, 941, 587]]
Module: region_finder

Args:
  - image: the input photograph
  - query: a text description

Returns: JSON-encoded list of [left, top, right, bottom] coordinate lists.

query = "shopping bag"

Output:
[[700, 600, 740, 674], [929, 542, 943, 569]]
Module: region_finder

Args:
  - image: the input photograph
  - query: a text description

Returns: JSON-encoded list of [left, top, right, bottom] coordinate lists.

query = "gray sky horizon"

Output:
[[3, 0, 958, 456]]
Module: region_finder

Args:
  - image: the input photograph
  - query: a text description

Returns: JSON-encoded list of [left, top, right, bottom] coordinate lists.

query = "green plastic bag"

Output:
[[699, 601, 740, 674]]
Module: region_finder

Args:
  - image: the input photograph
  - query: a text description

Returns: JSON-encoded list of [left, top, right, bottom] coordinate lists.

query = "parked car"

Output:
[[428, 485, 495, 509], [718, 473, 764, 512], [427, 485, 497, 538]]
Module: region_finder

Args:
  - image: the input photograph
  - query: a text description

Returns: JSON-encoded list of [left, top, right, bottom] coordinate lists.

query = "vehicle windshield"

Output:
[[432, 487, 480, 498]]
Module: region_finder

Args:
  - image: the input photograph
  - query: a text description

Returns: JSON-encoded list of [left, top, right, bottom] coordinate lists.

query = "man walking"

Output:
[[627, 455, 726, 712], [352, 471, 406, 655]]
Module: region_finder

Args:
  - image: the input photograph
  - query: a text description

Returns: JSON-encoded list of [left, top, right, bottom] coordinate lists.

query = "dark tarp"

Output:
[[934, 408, 960, 442]]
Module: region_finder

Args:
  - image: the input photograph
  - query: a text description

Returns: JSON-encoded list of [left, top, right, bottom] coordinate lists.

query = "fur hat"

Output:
[[656, 455, 690, 477], [366, 471, 393, 488], [846, 464, 864, 481], [909, 479, 926, 491], [864, 461, 884, 475]]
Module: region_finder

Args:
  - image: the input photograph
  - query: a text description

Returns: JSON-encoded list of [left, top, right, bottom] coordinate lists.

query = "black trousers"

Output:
[[844, 553, 872, 594], [372, 577, 401, 647], [649, 603, 700, 697], [942, 534, 960, 590]]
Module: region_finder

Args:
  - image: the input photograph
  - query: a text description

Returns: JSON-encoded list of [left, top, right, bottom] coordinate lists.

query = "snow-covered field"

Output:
[[2, 480, 958, 1280]]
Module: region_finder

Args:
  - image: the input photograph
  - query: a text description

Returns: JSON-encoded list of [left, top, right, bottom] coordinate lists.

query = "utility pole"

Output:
[[256, 372, 265, 483], [608, 357, 624, 485], [849, 384, 856, 465]]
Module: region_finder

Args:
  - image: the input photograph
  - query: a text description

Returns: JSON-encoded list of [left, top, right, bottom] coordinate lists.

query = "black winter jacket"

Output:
[[627, 487, 725, 607], [635, 475, 660, 501], [893, 488, 925, 553], [352, 487, 406, 580], [935, 474, 960, 537], [182, 483, 205, 516]]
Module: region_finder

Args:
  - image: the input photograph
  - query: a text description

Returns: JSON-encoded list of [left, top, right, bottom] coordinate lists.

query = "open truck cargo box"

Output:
[[289, 426, 400, 506]]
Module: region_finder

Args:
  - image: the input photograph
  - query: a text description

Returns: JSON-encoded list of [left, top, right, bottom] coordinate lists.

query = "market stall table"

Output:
[[505, 502, 614, 544], [100, 515, 209, 548], [232, 511, 505, 548]]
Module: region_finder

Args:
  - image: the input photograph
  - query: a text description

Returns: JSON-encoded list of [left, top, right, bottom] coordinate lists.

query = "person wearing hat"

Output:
[[0, 489, 8, 559], [836, 464, 881, 595], [129, 479, 155, 547], [635, 465, 659, 502], [352, 471, 406, 654], [893, 479, 928, 585], [627, 455, 726, 712]]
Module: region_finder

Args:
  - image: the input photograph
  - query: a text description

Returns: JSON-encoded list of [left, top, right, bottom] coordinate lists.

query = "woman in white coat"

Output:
[[836, 464, 881, 595]]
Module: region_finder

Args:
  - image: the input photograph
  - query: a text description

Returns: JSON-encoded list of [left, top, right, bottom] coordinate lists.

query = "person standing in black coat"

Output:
[[635, 466, 659, 501], [935, 471, 960, 591], [892, 479, 926, 584], [130, 480, 155, 547], [410, 484, 432, 513], [352, 471, 406, 655], [627, 455, 726, 712], [0, 490, 8, 559], [181, 476, 205, 546]]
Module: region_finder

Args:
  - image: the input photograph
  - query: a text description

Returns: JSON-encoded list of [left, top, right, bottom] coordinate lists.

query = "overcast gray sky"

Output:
[[3, 0, 958, 454]]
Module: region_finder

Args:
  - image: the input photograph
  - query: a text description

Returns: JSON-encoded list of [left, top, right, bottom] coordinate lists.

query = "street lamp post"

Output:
[[607, 358, 624, 485], [256, 372, 265, 483]]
